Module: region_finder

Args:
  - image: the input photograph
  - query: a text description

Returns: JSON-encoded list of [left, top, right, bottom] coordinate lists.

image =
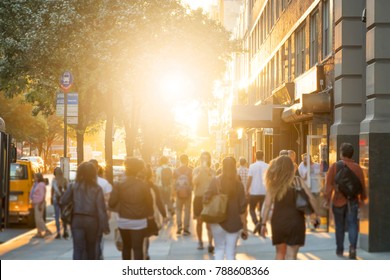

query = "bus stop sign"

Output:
[[60, 71, 73, 91]]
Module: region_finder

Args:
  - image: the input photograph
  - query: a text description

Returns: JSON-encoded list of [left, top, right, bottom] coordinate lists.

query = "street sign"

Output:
[[66, 117, 78, 125], [60, 71, 73, 91], [56, 93, 78, 120]]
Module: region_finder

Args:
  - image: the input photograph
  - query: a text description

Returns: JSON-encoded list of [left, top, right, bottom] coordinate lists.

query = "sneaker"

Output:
[[63, 232, 69, 239], [197, 242, 204, 250], [183, 230, 191, 236], [55, 233, 61, 239], [44, 230, 52, 237], [208, 245, 214, 254], [176, 229, 182, 235]]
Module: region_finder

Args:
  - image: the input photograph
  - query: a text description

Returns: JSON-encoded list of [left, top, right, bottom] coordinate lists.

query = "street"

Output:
[[0, 174, 54, 244]]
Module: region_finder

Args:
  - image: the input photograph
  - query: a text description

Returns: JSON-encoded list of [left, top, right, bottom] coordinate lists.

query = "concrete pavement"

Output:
[[1, 216, 390, 260]]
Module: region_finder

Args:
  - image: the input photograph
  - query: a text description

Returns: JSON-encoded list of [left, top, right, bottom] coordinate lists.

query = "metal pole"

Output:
[[64, 92, 67, 157]]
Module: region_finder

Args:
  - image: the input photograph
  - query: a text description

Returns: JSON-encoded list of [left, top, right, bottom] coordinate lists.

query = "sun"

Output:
[[159, 71, 188, 98], [173, 101, 202, 136]]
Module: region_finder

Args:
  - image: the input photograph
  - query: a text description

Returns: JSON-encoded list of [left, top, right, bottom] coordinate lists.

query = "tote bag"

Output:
[[201, 178, 228, 224]]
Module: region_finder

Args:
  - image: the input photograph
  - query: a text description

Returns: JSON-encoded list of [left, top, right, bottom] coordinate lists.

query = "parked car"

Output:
[[20, 156, 45, 172], [112, 158, 125, 183], [9, 160, 48, 227]]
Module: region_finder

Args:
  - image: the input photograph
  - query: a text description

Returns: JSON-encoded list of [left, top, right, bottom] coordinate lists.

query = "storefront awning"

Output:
[[282, 89, 331, 123], [232, 105, 283, 128]]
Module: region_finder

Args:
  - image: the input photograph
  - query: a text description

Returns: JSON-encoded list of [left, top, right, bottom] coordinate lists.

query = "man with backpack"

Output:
[[156, 156, 175, 218], [324, 143, 367, 259], [173, 154, 193, 236]]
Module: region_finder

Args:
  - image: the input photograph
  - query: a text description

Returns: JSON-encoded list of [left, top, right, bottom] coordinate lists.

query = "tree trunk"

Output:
[[141, 124, 154, 163], [105, 106, 114, 184], [124, 121, 135, 157], [124, 98, 139, 157], [76, 129, 85, 166]]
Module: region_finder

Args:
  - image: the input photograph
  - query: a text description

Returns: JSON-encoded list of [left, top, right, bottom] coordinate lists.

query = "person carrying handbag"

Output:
[[203, 157, 248, 260], [260, 156, 319, 260]]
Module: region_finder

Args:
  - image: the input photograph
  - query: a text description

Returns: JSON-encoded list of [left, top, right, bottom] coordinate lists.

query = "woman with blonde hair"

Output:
[[260, 156, 319, 260]]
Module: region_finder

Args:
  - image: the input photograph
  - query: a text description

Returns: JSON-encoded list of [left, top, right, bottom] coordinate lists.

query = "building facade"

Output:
[[231, 0, 334, 164], [228, 0, 390, 252]]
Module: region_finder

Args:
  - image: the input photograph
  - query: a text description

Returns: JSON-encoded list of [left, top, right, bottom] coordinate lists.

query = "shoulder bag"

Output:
[[294, 177, 314, 215], [61, 183, 74, 224], [201, 178, 228, 223]]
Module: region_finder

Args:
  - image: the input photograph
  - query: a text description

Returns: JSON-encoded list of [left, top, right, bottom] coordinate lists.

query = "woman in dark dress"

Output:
[[260, 156, 319, 260]]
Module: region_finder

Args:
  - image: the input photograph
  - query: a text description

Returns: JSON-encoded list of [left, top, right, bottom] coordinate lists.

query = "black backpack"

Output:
[[334, 161, 363, 200]]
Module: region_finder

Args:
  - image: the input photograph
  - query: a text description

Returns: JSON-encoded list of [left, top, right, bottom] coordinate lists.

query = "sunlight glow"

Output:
[[237, 128, 243, 140], [160, 71, 188, 98], [181, 0, 214, 11], [173, 101, 201, 136]]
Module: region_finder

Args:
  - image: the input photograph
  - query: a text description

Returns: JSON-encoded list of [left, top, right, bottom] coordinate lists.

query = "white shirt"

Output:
[[97, 177, 112, 195], [298, 162, 321, 193], [248, 160, 269, 195], [155, 164, 173, 187], [117, 217, 147, 230]]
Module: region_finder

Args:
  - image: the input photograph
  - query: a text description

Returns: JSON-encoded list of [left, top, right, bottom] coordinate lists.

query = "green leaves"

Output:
[[1, 0, 239, 155]]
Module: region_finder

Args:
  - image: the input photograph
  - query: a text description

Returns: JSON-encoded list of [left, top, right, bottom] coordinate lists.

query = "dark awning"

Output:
[[281, 89, 331, 123], [231, 105, 283, 128]]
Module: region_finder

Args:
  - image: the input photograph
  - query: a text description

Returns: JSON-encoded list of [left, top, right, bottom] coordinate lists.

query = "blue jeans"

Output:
[[332, 200, 359, 252], [54, 202, 61, 234], [71, 215, 99, 260]]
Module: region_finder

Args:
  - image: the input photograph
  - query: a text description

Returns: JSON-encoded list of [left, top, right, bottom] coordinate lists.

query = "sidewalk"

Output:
[[1, 217, 390, 260]]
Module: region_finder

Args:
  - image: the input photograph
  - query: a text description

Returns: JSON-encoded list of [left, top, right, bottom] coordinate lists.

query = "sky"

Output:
[[181, 0, 214, 11]]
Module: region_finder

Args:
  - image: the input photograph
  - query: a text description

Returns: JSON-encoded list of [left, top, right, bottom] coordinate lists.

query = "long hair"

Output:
[[200, 151, 211, 167], [265, 156, 295, 202], [53, 167, 67, 188], [220, 157, 238, 197], [76, 162, 97, 187]]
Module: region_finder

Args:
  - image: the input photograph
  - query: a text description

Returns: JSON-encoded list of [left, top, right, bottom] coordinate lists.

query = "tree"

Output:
[[1, 0, 239, 177], [0, 94, 47, 144]]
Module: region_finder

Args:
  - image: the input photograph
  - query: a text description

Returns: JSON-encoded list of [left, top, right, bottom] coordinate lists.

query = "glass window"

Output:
[[288, 38, 292, 81], [281, 44, 286, 83], [282, 0, 288, 11], [310, 10, 319, 66], [10, 163, 28, 180], [322, 0, 331, 58], [271, 0, 275, 28], [295, 25, 306, 76]]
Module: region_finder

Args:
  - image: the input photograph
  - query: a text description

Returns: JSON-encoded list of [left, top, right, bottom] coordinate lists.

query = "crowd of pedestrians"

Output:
[[34, 142, 366, 260]]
